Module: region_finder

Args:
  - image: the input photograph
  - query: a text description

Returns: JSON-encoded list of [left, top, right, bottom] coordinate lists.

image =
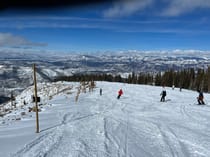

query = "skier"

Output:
[[100, 88, 102, 96], [197, 89, 205, 105], [117, 89, 123, 99], [160, 87, 167, 102], [172, 85, 175, 90]]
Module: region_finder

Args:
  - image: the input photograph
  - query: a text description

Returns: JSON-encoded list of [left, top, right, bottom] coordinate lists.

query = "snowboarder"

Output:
[[160, 87, 167, 102], [100, 88, 102, 96], [197, 89, 205, 105], [117, 89, 123, 99]]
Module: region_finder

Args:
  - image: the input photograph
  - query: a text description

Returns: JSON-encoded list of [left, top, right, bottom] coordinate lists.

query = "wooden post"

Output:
[[33, 64, 39, 133], [11, 92, 13, 109]]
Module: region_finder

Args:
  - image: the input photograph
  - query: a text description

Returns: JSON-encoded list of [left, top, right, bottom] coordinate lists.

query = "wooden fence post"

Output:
[[33, 64, 40, 133]]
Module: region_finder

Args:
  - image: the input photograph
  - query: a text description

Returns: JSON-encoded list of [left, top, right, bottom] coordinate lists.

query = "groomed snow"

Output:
[[0, 81, 210, 157]]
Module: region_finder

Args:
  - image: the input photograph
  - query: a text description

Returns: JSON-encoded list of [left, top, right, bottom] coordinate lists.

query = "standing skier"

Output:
[[172, 85, 175, 90], [100, 88, 102, 96], [117, 89, 123, 99], [160, 87, 167, 102], [197, 89, 205, 105]]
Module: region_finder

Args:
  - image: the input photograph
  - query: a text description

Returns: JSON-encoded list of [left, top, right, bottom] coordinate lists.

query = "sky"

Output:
[[0, 0, 210, 53]]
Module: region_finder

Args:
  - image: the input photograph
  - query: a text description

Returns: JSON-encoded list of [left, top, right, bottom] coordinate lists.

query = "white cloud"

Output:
[[103, 0, 210, 18], [0, 17, 116, 30], [103, 0, 153, 18], [0, 33, 47, 47], [162, 0, 210, 16]]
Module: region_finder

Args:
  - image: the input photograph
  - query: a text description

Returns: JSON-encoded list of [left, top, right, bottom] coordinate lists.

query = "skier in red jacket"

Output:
[[117, 89, 123, 99]]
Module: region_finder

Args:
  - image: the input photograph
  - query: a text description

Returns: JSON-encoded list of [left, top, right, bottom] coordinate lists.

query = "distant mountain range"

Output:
[[0, 48, 210, 102]]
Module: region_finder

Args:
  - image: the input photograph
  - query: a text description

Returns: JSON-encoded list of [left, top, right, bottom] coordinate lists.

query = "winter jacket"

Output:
[[118, 89, 123, 96], [161, 90, 166, 96], [198, 92, 204, 100]]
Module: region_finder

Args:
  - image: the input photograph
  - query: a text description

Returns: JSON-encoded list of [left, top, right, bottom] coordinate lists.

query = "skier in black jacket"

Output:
[[197, 90, 205, 105], [100, 88, 102, 96], [160, 87, 167, 102]]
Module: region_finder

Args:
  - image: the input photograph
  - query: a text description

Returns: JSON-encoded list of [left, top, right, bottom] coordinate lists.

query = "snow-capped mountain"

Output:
[[1, 49, 210, 103]]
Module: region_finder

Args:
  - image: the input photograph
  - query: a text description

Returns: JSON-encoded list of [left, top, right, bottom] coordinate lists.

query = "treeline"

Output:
[[54, 67, 210, 92], [155, 68, 210, 92]]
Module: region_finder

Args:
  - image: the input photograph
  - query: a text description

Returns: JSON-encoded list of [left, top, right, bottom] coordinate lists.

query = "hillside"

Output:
[[0, 81, 210, 157], [1, 50, 210, 104]]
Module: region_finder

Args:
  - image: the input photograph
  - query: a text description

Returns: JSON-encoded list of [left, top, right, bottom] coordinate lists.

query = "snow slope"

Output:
[[0, 81, 210, 157]]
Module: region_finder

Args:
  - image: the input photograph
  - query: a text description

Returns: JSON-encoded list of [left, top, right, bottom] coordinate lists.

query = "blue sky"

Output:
[[0, 0, 210, 53]]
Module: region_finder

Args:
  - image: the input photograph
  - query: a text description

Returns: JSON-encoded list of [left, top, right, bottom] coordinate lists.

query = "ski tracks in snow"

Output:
[[156, 123, 189, 157], [11, 90, 124, 157], [11, 83, 210, 157], [12, 127, 64, 157]]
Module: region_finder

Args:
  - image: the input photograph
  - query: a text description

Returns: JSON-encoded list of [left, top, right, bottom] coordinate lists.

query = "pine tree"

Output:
[[155, 72, 162, 86], [195, 69, 205, 90]]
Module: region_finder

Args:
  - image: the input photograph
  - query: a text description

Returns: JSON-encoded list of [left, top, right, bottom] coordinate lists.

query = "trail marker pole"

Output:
[[11, 92, 13, 109], [33, 64, 39, 133]]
